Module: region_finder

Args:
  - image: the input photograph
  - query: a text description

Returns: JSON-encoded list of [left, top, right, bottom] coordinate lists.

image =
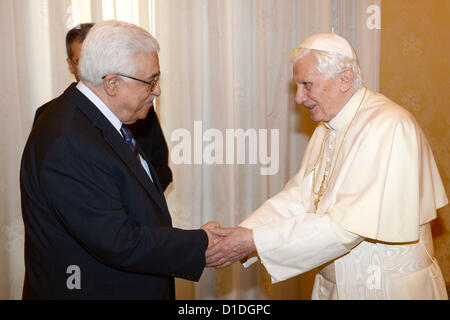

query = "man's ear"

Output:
[[103, 75, 119, 96], [339, 69, 354, 92], [67, 58, 75, 75]]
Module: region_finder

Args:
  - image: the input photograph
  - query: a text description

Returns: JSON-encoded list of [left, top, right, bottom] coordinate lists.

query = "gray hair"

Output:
[[290, 47, 363, 89], [79, 20, 160, 87]]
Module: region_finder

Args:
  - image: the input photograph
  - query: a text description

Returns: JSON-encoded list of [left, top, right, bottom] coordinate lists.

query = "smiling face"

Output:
[[292, 53, 345, 122]]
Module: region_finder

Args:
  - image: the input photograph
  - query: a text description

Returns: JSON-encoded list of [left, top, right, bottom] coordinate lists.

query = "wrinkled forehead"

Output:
[[292, 53, 320, 80], [134, 51, 160, 77]]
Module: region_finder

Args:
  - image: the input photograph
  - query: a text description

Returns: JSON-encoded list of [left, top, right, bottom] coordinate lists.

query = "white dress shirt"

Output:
[[76, 81, 153, 182]]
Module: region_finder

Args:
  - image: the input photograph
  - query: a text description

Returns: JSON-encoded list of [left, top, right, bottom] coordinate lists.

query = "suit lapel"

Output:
[[136, 143, 164, 195], [65, 85, 171, 223]]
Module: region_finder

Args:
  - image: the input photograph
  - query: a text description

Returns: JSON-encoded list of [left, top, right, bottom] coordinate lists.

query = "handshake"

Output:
[[201, 222, 256, 269]]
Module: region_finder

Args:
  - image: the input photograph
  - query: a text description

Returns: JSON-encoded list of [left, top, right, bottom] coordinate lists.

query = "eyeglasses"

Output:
[[102, 73, 160, 91]]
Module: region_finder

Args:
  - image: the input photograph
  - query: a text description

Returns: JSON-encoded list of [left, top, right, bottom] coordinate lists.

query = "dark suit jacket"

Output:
[[21, 83, 207, 299], [33, 93, 173, 191]]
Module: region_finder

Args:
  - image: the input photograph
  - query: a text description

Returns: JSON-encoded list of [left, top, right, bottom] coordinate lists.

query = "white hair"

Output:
[[290, 47, 363, 89], [79, 20, 160, 87]]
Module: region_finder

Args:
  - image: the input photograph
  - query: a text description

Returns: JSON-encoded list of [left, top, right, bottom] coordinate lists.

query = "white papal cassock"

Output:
[[240, 88, 448, 299]]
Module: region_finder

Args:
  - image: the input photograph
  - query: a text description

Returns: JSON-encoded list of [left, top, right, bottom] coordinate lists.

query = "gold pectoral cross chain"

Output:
[[311, 87, 368, 213], [314, 173, 328, 213]]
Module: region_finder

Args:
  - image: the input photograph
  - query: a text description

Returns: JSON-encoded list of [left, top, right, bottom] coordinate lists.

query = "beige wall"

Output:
[[380, 0, 450, 284]]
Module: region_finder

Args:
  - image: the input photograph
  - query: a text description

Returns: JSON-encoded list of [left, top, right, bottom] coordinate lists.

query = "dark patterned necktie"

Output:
[[120, 124, 159, 188], [120, 124, 138, 157]]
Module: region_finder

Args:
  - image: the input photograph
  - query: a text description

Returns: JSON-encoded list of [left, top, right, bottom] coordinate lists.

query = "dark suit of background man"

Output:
[[33, 22, 173, 191], [21, 20, 217, 299]]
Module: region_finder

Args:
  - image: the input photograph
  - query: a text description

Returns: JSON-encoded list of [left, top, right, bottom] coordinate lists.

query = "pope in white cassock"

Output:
[[205, 33, 448, 300]]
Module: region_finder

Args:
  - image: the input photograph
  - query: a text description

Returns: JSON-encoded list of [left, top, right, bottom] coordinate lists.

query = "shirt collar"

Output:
[[76, 81, 123, 135], [325, 87, 367, 131]]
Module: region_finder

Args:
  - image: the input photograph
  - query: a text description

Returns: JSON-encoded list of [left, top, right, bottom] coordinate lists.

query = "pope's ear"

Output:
[[102, 75, 119, 96], [339, 69, 354, 92]]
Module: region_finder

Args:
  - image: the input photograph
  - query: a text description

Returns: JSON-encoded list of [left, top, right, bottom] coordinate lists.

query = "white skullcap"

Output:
[[295, 32, 357, 59]]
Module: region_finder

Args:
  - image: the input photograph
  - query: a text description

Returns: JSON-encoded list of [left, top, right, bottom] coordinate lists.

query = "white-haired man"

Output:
[[206, 33, 448, 300], [21, 20, 217, 299]]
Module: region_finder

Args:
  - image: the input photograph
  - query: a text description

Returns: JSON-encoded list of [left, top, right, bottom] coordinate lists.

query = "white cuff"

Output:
[[242, 254, 259, 268]]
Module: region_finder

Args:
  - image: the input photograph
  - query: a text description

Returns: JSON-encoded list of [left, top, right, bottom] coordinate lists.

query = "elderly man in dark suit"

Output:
[[33, 22, 173, 191], [20, 20, 217, 300]]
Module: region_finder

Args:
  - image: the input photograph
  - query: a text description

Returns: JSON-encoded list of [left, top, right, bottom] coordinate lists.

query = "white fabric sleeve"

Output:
[[239, 187, 309, 269], [250, 213, 350, 283], [241, 215, 364, 269], [330, 219, 364, 250]]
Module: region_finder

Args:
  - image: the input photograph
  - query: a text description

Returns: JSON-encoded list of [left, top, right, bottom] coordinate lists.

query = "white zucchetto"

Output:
[[294, 32, 357, 59]]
